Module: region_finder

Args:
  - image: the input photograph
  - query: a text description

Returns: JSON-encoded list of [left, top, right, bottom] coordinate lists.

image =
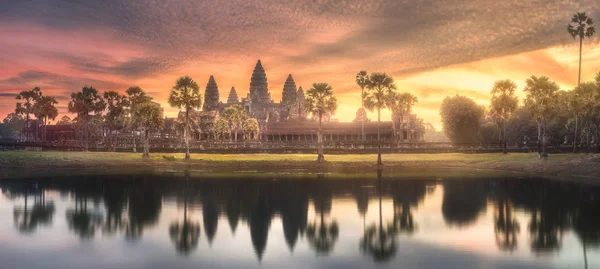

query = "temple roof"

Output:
[[264, 120, 394, 135]]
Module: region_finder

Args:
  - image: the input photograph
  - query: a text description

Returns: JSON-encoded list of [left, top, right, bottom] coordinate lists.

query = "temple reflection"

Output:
[[2, 173, 600, 264]]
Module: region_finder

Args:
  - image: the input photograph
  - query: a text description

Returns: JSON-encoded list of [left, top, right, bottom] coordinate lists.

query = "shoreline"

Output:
[[1, 151, 599, 183]]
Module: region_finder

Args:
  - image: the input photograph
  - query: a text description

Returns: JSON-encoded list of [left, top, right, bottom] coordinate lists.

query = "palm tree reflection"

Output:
[[306, 179, 339, 255], [494, 200, 520, 252], [360, 169, 397, 262], [169, 172, 201, 256], [13, 187, 55, 234]]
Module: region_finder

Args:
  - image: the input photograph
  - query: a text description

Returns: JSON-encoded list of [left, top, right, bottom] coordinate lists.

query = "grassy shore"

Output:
[[0, 150, 599, 180]]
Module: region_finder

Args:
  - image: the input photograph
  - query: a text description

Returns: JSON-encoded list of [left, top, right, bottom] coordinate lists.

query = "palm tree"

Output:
[[131, 102, 164, 159], [364, 72, 397, 165], [104, 91, 129, 151], [126, 86, 152, 153], [169, 76, 202, 159], [32, 96, 58, 141], [523, 76, 559, 158], [304, 83, 338, 162], [15, 87, 42, 140], [356, 70, 369, 141], [68, 86, 106, 151], [489, 80, 519, 154], [567, 12, 595, 87]]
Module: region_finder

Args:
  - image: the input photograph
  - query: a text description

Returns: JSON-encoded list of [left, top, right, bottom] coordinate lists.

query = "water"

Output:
[[0, 171, 599, 269]]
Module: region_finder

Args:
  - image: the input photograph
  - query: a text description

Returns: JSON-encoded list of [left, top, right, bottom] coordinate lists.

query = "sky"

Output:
[[1, 0, 599, 129]]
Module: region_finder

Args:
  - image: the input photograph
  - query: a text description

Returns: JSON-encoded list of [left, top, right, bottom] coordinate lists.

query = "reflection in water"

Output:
[[1, 172, 600, 268], [169, 173, 201, 256]]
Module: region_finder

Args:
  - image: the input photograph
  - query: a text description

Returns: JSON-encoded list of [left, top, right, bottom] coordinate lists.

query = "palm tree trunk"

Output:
[[85, 116, 89, 152], [132, 131, 137, 153], [574, 114, 578, 153], [185, 109, 190, 159], [542, 122, 548, 157], [317, 112, 324, 162], [361, 87, 365, 141], [377, 107, 382, 165], [596, 125, 599, 153], [503, 120, 507, 154], [143, 130, 150, 159], [578, 37, 583, 87], [537, 121, 542, 157]]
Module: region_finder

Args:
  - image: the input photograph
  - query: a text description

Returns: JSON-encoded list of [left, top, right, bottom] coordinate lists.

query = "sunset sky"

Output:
[[1, 0, 599, 129]]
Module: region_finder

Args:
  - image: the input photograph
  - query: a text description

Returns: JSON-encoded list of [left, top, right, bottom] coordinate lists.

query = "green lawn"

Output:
[[0, 151, 598, 180]]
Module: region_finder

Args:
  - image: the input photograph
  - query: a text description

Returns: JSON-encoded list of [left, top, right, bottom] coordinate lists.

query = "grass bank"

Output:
[[0, 151, 599, 181]]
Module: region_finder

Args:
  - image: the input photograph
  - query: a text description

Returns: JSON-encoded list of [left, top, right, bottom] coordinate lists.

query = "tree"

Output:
[[304, 83, 338, 162], [523, 76, 559, 157], [126, 86, 152, 153], [221, 104, 247, 141], [131, 102, 163, 159], [56, 115, 72, 125], [572, 82, 598, 152], [169, 76, 202, 159], [364, 72, 397, 165], [489, 80, 519, 154], [388, 92, 418, 141], [567, 12, 595, 86], [0, 113, 25, 139], [68, 86, 106, 151], [356, 70, 369, 141], [213, 118, 230, 141], [440, 95, 484, 146], [15, 87, 42, 140], [243, 118, 259, 140], [32, 96, 58, 141], [104, 91, 129, 151]]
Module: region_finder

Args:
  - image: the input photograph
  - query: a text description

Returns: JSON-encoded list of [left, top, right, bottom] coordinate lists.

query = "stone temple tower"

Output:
[[227, 87, 239, 104], [281, 74, 298, 113], [203, 75, 220, 111], [296, 86, 305, 119], [249, 60, 270, 104]]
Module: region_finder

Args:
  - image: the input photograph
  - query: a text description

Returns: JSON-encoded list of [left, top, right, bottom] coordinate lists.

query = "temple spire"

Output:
[[249, 60, 270, 104], [203, 75, 220, 111], [227, 87, 239, 104], [281, 74, 297, 112]]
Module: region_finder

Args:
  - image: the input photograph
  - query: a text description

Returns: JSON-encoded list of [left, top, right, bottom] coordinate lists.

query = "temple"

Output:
[[158, 60, 423, 143]]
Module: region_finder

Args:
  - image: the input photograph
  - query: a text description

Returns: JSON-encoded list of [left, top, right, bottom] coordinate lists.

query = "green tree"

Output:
[[567, 12, 595, 86], [572, 82, 598, 152], [523, 76, 560, 157], [104, 91, 129, 151], [126, 86, 152, 153], [169, 76, 202, 159], [304, 83, 338, 162], [221, 104, 247, 141], [388, 92, 418, 141], [440, 95, 484, 145], [131, 102, 163, 159], [243, 118, 259, 140], [15, 87, 42, 140], [68, 86, 106, 151], [0, 113, 25, 139], [213, 117, 230, 141], [356, 70, 369, 140], [364, 72, 397, 165], [489, 80, 519, 154], [32, 96, 59, 141]]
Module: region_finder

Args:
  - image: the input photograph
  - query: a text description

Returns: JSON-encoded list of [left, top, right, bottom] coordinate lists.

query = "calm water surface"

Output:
[[1, 171, 599, 269]]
